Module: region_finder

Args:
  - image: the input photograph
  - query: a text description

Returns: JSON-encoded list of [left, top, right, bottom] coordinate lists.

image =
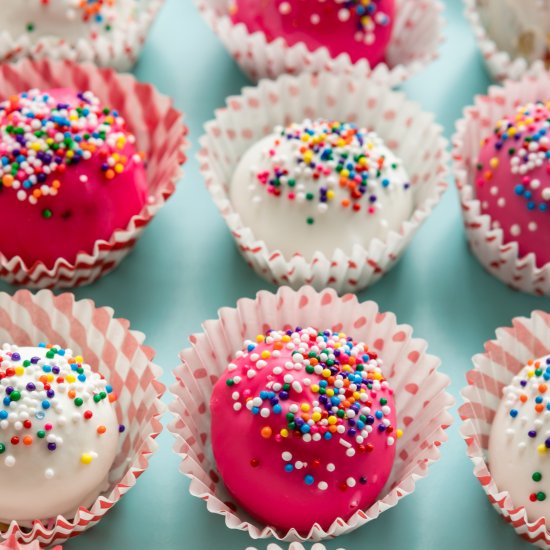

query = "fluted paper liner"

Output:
[[0, 0, 163, 71], [460, 310, 550, 548], [0, 58, 188, 289], [194, 0, 444, 86], [169, 286, 453, 542], [198, 71, 448, 294], [452, 72, 550, 295], [0, 290, 164, 547], [464, 0, 548, 83]]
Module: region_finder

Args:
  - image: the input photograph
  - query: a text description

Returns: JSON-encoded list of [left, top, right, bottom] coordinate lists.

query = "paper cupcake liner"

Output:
[[0, 289, 165, 547], [0, 58, 188, 290], [198, 71, 449, 294], [464, 0, 548, 83], [194, 0, 444, 86], [459, 310, 550, 548], [169, 286, 454, 543], [452, 72, 550, 295], [0, 536, 59, 550], [0, 0, 163, 72], [246, 544, 331, 550]]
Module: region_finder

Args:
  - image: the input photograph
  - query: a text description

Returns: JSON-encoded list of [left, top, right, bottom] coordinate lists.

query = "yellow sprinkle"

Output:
[[312, 412, 321, 422], [311, 384, 320, 393], [301, 403, 310, 412], [261, 350, 271, 359], [256, 335, 265, 343], [75, 356, 83, 364], [66, 374, 76, 384], [528, 370, 535, 378], [322, 369, 331, 378], [114, 163, 124, 174], [340, 169, 350, 178], [326, 190, 335, 200], [328, 416, 337, 425], [280, 429, 289, 438], [373, 372, 383, 380], [539, 444, 547, 454], [326, 389, 334, 397], [396, 429, 404, 439], [15, 367, 24, 376], [47, 374, 54, 382], [80, 454, 93, 465], [282, 335, 291, 343], [489, 158, 499, 169]]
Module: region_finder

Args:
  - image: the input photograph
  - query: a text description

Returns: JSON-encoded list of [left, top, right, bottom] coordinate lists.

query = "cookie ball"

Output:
[[0, 344, 122, 524], [489, 355, 550, 524], [476, 101, 550, 267], [0, 88, 148, 268], [229, 0, 395, 65], [0, 0, 139, 46], [211, 327, 399, 533], [230, 119, 413, 259]]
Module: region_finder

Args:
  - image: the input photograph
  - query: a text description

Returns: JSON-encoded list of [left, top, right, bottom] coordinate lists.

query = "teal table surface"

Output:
[[1, 0, 545, 548]]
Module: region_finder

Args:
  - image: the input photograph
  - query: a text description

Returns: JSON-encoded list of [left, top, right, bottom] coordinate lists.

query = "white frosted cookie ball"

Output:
[[0, 344, 121, 524], [230, 119, 413, 259], [489, 355, 550, 525], [477, 0, 550, 65], [0, 0, 139, 45]]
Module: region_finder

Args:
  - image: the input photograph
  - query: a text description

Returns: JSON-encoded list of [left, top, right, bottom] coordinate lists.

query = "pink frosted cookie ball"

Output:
[[0, 88, 148, 269], [476, 101, 550, 267], [229, 0, 395, 66], [210, 327, 399, 534]]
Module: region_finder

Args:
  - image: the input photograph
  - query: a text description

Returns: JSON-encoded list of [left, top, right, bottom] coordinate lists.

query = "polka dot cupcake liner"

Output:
[[194, 0, 444, 86], [0, 0, 163, 71], [0, 58, 188, 289], [464, 0, 548, 83], [460, 310, 550, 548], [169, 285, 453, 543], [452, 72, 550, 295], [199, 71, 449, 294], [0, 289, 164, 547]]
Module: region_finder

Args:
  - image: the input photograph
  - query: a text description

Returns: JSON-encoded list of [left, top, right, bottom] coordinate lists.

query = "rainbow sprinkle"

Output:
[[275, 0, 392, 44], [0, 89, 142, 210], [477, 101, 550, 218], [227, 327, 401, 490], [504, 356, 550, 504], [0, 343, 123, 472], [253, 119, 410, 225]]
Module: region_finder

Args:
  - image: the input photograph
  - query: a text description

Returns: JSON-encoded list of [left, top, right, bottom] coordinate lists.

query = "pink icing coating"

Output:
[[0, 88, 147, 269], [210, 328, 397, 533], [476, 101, 550, 267], [229, 0, 395, 65]]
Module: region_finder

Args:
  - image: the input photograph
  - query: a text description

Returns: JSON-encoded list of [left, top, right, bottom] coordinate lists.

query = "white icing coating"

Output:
[[477, 0, 550, 64], [230, 120, 413, 259], [0, 344, 119, 524], [489, 355, 550, 525], [0, 0, 140, 44]]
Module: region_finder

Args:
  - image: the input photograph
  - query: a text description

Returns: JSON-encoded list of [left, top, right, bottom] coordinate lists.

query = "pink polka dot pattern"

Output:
[[460, 310, 550, 548], [169, 286, 453, 543], [199, 71, 448, 294], [194, 0, 444, 85], [0, 289, 164, 547]]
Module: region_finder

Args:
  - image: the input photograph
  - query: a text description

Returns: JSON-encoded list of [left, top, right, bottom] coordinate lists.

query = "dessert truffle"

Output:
[[0, 0, 139, 50], [0, 88, 148, 268], [229, 0, 395, 65], [210, 327, 399, 533], [0, 343, 121, 524], [477, 0, 550, 66], [476, 101, 550, 267], [230, 119, 413, 259], [489, 355, 550, 524]]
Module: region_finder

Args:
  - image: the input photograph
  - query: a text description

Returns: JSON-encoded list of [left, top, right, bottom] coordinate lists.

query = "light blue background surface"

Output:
[[2, 0, 547, 548]]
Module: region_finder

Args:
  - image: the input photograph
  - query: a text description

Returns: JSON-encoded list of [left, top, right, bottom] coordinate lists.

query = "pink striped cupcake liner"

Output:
[[169, 286, 453, 543], [0, 536, 60, 550], [246, 544, 332, 550], [452, 72, 550, 295], [464, 0, 547, 83], [0, 289, 164, 547], [194, 0, 444, 86], [0, 58, 188, 289], [199, 71, 449, 294], [460, 310, 550, 547], [0, 0, 164, 71]]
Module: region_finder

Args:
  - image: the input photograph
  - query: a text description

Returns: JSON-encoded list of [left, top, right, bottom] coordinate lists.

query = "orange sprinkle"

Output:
[[540, 384, 548, 394], [97, 426, 107, 435], [536, 404, 545, 413], [260, 426, 272, 439], [23, 436, 32, 446], [68, 389, 76, 399]]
